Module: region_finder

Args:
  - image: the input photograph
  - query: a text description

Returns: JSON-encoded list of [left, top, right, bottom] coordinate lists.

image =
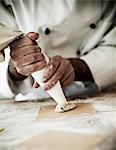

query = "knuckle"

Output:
[[50, 57, 60, 67], [52, 61, 59, 68], [36, 46, 41, 52], [64, 58, 69, 64], [14, 61, 19, 67], [47, 84, 52, 90], [55, 55, 62, 60], [40, 61, 46, 69], [32, 45, 40, 52], [29, 47, 34, 53], [44, 84, 50, 90], [56, 71, 62, 79], [17, 68, 24, 75], [53, 55, 62, 61], [51, 80, 57, 86], [64, 60, 71, 69], [49, 59, 54, 66], [38, 53, 44, 60], [36, 52, 44, 61], [44, 71, 49, 78], [47, 64, 54, 71], [22, 37, 32, 45], [66, 59, 70, 65], [49, 82, 55, 89], [65, 61, 70, 67], [31, 53, 36, 60], [43, 59, 47, 65], [35, 61, 44, 71], [30, 65, 36, 73], [41, 53, 45, 60], [45, 81, 56, 90]]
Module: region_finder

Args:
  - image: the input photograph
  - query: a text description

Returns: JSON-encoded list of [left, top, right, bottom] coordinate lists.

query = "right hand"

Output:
[[10, 32, 46, 76]]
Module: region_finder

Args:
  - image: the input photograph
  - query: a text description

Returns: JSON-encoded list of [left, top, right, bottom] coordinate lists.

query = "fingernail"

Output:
[[44, 85, 49, 90], [49, 65, 53, 69]]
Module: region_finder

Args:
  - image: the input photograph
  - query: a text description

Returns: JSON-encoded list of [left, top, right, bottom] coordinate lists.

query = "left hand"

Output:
[[33, 55, 75, 90]]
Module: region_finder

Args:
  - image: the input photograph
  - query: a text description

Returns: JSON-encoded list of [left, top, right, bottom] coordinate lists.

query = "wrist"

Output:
[[8, 59, 27, 81]]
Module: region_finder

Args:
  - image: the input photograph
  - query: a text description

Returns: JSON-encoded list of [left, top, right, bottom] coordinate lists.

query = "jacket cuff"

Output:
[[0, 58, 15, 99], [68, 57, 94, 82], [0, 55, 33, 99], [81, 46, 116, 88]]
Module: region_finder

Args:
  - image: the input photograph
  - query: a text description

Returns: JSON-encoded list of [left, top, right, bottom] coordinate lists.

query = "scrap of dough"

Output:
[[0, 128, 5, 132], [55, 103, 77, 113], [35, 103, 77, 120], [34, 109, 40, 121]]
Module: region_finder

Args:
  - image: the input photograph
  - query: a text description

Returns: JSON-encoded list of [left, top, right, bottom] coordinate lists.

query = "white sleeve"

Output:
[[81, 27, 116, 88], [0, 54, 15, 99], [0, 22, 29, 99], [0, 48, 33, 99]]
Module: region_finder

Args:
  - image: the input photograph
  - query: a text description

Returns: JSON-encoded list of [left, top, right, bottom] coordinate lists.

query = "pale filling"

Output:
[[55, 102, 77, 113]]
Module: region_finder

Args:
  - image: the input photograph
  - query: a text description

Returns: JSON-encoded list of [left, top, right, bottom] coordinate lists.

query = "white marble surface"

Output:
[[0, 94, 116, 149]]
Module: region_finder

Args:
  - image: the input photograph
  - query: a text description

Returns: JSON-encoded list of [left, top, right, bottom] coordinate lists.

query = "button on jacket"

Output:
[[0, 0, 116, 99]]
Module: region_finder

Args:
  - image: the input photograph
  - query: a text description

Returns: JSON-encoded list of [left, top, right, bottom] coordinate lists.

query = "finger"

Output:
[[11, 45, 41, 59], [62, 72, 75, 87], [18, 34, 38, 45], [61, 68, 74, 84], [26, 32, 39, 41], [14, 52, 45, 67], [10, 36, 35, 49], [42, 56, 61, 82], [17, 60, 46, 76], [33, 82, 40, 88], [43, 58, 66, 90]]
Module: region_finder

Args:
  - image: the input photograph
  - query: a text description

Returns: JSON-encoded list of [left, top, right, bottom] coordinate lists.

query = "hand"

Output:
[[10, 32, 46, 76], [33, 55, 75, 90]]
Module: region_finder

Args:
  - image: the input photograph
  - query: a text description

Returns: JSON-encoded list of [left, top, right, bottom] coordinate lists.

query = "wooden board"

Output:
[[17, 131, 107, 150]]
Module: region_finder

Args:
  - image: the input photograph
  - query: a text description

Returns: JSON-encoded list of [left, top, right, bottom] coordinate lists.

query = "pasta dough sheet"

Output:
[[35, 103, 95, 120]]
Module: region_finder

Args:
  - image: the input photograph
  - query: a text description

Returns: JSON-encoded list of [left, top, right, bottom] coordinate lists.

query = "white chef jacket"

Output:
[[0, 0, 116, 99]]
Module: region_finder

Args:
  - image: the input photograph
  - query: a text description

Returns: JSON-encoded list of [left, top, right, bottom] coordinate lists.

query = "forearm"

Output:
[[8, 54, 94, 84], [68, 57, 94, 82]]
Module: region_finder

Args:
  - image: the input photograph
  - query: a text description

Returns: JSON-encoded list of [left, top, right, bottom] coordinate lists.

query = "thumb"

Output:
[[33, 81, 40, 88], [26, 32, 39, 41]]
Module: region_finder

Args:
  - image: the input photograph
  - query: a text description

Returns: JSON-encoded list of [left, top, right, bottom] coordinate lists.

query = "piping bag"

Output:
[[32, 53, 76, 112], [0, 25, 76, 112]]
